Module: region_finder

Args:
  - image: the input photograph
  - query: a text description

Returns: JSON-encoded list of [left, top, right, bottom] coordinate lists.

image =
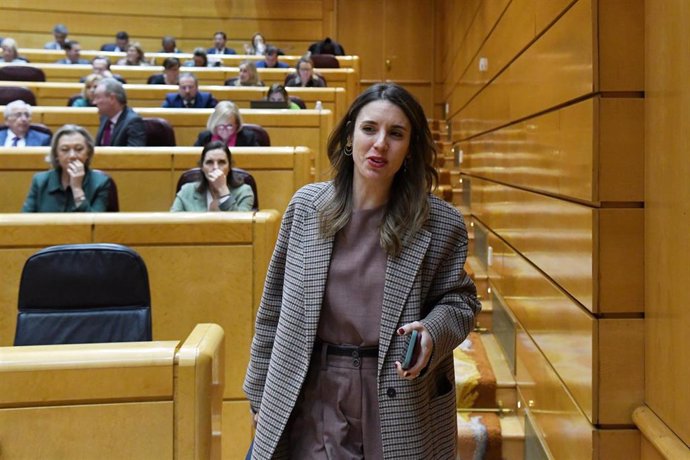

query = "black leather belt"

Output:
[[314, 340, 378, 358]]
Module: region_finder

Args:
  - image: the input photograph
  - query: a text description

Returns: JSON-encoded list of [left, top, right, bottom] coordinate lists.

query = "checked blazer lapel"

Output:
[[378, 227, 431, 375]]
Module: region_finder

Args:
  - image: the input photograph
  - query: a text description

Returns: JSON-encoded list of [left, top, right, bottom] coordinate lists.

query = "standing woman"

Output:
[[244, 83, 480, 458], [22, 124, 111, 212]]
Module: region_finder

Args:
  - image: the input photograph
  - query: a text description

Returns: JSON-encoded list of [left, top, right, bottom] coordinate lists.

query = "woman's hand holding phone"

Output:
[[395, 322, 433, 380]]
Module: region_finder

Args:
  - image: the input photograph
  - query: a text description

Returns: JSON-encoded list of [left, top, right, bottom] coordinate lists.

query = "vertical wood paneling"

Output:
[[645, 0, 690, 446]]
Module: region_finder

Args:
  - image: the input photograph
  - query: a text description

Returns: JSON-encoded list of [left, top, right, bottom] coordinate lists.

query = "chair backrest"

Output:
[[93, 169, 119, 212], [242, 123, 270, 146], [0, 86, 36, 105], [143, 117, 176, 146], [288, 95, 306, 109], [175, 167, 259, 210], [311, 54, 340, 68], [14, 243, 152, 346], [0, 65, 46, 82]]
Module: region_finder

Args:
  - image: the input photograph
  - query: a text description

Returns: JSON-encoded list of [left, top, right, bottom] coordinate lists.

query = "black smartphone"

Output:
[[401, 330, 419, 370]]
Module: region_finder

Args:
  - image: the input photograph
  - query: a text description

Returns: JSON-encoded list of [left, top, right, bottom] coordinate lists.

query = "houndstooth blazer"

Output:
[[244, 181, 480, 459]]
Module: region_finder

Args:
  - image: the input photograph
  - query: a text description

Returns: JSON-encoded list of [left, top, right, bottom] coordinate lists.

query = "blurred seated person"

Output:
[[225, 60, 264, 86], [93, 77, 146, 147], [207, 31, 236, 55], [159, 35, 182, 53], [116, 43, 149, 66], [194, 100, 259, 147], [1, 38, 28, 63], [0, 100, 51, 147], [148, 57, 181, 85], [256, 45, 289, 69], [162, 72, 217, 108], [88, 56, 126, 84], [307, 36, 346, 55], [70, 73, 103, 107], [244, 32, 266, 55], [101, 31, 129, 52], [44, 24, 69, 50], [285, 57, 326, 87], [183, 47, 213, 67], [171, 141, 254, 212], [266, 84, 300, 110], [21, 124, 111, 213], [56, 40, 90, 65]]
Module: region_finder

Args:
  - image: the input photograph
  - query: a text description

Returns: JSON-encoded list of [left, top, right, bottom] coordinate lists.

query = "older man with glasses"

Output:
[[0, 100, 52, 147]]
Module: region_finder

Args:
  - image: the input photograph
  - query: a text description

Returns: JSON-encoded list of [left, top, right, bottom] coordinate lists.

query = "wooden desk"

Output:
[[0, 146, 313, 213], [0, 63, 359, 102], [0, 213, 279, 458], [0, 323, 224, 459], [18, 48, 361, 75], [0, 80, 347, 121], [0, 107, 334, 180]]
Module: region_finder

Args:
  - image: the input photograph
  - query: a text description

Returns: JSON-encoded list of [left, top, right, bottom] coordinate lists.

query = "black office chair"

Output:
[[0, 86, 36, 105], [175, 167, 259, 210], [0, 65, 46, 82], [13, 243, 152, 346], [242, 123, 270, 146]]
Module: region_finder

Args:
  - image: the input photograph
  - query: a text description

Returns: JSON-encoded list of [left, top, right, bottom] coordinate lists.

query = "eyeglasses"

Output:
[[216, 124, 235, 131], [8, 111, 30, 119]]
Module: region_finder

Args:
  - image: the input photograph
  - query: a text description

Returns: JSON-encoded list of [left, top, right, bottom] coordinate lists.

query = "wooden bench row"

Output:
[[0, 212, 281, 458], [0, 63, 360, 103], [0, 146, 313, 213], [18, 48, 361, 74], [0, 323, 225, 459], [0, 107, 334, 180], [0, 81, 348, 121]]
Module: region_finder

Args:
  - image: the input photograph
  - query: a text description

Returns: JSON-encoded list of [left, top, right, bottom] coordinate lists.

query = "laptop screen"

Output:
[[250, 100, 290, 109]]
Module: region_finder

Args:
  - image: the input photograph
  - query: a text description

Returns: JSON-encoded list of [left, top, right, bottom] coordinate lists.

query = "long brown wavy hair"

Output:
[[319, 83, 438, 256]]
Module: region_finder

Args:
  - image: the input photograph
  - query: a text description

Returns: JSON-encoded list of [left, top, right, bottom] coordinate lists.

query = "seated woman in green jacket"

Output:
[[22, 124, 111, 212], [171, 140, 254, 212]]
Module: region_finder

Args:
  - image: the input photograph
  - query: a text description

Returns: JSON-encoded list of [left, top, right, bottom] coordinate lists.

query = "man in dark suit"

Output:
[[162, 72, 217, 108], [148, 57, 181, 85], [93, 78, 146, 146], [56, 41, 90, 65], [207, 32, 236, 55], [0, 100, 51, 147], [255, 46, 290, 69], [101, 31, 129, 52]]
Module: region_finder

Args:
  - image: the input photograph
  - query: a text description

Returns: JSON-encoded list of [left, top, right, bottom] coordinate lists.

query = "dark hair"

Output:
[[116, 31, 129, 40], [192, 47, 208, 67], [266, 83, 288, 101], [63, 40, 79, 51], [163, 57, 180, 69], [320, 83, 438, 256], [196, 140, 243, 194], [265, 45, 279, 56], [214, 31, 227, 40]]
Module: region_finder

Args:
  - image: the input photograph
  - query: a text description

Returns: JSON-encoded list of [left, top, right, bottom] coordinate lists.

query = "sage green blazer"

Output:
[[170, 181, 254, 212]]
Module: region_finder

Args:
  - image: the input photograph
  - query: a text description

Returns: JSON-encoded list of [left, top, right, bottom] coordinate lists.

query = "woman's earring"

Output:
[[343, 139, 353, 156]]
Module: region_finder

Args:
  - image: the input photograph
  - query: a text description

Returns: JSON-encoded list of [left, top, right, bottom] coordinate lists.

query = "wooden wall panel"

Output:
[[458, 97, 643, 204], [0, 0, 326, 53], [470, 177, 644, 314], [645, 0, 690, 446]]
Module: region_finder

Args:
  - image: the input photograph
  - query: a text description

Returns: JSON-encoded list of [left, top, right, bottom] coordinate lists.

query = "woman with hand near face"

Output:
[[193, 101, 259, 147], [22, 124, 111, 212], [244, 83, 480, 458], [171, 140, 254, 212]]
